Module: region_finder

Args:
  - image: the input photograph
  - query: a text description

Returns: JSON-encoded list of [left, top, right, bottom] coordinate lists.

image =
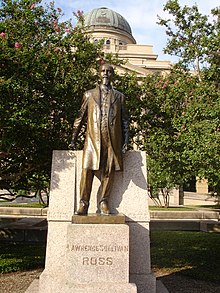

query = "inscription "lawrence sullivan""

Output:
[[67, 244, 128, 252]]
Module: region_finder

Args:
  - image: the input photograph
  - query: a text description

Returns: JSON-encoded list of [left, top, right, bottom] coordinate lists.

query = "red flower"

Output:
[[77, 10, 83, 17], [73, 10, 84, 18], [162, 80, 169, 89], [0, 32, 5, 39], [53, 20, 59, 31], [15, 41, 21, 49]]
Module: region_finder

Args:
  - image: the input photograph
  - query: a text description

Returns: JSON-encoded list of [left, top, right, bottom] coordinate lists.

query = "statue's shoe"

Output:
[[75, 200, 89, 215], [99, 200, 110, 215]]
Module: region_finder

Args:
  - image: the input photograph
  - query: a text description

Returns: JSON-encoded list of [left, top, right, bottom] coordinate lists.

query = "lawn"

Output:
[[0, 243, 46, 273], [149, 206, 195, 211], [0, 202, 46, 208], [150, 231, 220, 283], [149, 205, 220, 211], [0, 231, 219, 285]]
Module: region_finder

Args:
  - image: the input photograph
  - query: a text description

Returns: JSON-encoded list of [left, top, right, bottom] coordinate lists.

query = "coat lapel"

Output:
[[110, 89, 117, 105], [91, 86, 117, 109], [92, 85, 101, 106]]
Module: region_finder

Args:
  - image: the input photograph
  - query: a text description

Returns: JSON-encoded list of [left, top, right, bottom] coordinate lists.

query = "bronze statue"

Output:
[[69, 64, 128, 215]]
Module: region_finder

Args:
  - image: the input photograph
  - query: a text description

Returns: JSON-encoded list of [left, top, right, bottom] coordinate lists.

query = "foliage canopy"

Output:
[[0, 0, 102, 199]]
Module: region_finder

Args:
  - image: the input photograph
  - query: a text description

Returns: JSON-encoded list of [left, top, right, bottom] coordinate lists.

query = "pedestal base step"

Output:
[[72, 213, 126, 224], [26, 279, 137, 293]]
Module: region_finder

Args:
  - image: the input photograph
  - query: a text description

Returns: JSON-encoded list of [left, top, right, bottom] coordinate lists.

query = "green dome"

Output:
[[84, 7, 133, 36]]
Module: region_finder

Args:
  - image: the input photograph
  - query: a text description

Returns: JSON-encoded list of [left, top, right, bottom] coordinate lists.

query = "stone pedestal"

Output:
[[26, 150, 156, 293], [39, 219, 137, 293]]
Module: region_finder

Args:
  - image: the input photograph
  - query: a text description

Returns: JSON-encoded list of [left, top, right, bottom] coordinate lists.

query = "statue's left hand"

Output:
[[122, 144, 128, 154]]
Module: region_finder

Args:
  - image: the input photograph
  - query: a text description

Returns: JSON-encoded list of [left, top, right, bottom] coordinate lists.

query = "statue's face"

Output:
[[100, 64, 113, 86]]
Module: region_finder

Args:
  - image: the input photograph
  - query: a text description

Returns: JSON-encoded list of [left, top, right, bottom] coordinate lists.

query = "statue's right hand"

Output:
[[68, 141, 76, 150]]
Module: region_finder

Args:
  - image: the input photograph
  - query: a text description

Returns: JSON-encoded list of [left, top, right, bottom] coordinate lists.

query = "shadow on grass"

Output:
[[158, 272, 220, 293], [0, 242, 46, 273], [150, 231, 220, 284], [194, 204, 220, 210]]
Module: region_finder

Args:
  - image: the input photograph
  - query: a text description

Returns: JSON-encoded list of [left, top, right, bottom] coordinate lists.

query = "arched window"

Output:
[[94, 39, 98, 44], [106, 39, 111, 44]]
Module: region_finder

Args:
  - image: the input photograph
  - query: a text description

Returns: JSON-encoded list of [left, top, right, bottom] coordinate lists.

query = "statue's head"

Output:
[[100, 64, 114, 86]]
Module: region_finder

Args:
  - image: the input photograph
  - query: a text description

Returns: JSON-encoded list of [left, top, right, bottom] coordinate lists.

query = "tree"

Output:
[[116, 70, 220, 206], [0, 0, 102, 203], [115, 70, 196, 206], [116, 0, 220, 205], [145, 0, 220, 203], [176, 79, 220, 197], [157, 0, 220, 80]]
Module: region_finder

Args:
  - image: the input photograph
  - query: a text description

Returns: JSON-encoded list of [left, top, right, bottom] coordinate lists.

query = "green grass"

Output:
[[0, 243, 46, 273], [149, 206, 195, 211], [149, 205, 220, 211], [193, 205, 220, 209], [0, 202, 47, 208], [150, 231, 220, 283], [1, 231, 220, 284]]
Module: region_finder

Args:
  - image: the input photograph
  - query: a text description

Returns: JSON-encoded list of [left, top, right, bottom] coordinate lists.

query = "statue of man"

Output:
[[69, 64, 128, 215]]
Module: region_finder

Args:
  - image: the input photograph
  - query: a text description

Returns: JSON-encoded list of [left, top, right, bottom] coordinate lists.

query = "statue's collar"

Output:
[[100, 84, 112, 93], [93, 85, 116, 105]]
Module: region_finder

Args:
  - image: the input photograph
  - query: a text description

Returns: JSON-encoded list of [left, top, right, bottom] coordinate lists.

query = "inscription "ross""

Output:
[[82, 257, 113, 266]]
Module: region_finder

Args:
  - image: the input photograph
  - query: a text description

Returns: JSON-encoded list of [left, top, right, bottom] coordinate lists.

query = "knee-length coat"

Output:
[[72, 85, 129, 171]]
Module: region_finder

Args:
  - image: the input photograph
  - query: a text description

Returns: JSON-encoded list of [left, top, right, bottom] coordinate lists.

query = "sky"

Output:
[[44, 0, 219, 63]]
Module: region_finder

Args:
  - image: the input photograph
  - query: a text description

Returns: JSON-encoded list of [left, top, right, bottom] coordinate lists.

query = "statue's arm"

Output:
[[69, 93, 88, 150]]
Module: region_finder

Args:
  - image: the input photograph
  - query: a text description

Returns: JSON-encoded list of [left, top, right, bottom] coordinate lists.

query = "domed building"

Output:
[[83, 7, 171, 76], [84, 7, 136, 45]]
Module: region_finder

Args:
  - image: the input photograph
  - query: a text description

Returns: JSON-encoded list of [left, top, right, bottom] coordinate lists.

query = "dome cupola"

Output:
[[83, 7, 136, 45]]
